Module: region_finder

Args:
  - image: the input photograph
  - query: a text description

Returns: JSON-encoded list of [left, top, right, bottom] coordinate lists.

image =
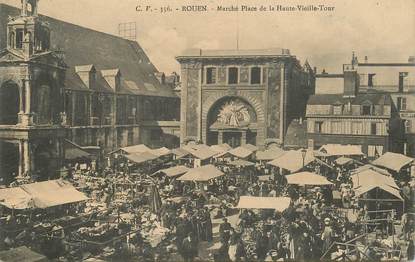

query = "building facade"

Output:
[[176, 49, 314, 148], [0, 2, 180, 182], [0, 0, 66, 182], [306, 54, 411, 157], [347, 56, 415, 156]]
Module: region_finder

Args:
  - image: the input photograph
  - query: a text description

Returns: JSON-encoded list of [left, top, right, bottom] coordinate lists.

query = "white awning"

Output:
[[178, 164, 224, 181], [372, 152, 414, 172], [268, 149, 315, 172], [155, 165, 190, 177], [0, 180, 88, 209], [318, 144, 364, 156], [120, 144, 151, 154], [286, 171, 333, 186], [236, 196, 291, 211]]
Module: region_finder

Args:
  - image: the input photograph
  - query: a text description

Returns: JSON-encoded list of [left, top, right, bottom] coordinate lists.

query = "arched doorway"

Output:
[[0, 82, 20, 125], [206, 97, 258, 147], [0, 140, 19, 184]]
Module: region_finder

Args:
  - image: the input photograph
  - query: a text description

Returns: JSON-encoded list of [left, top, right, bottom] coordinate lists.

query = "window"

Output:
[[250, 67, 261, 84], [397, 97, 407, 111], [368, 145, 383, 157], [15, 29, 24, 49], [351, 122, 363, 135], [368, 73, 376, 87], [333, 105, 343, 115], [362, 105, 372, 115], [399, 72, 408, 92], [331, 121, 342, 134], [206, 67, 217, 84], [315, 121, 323, 133], [228, 67, 238, 84], [370, 123, 377, 135], [405, 120, 411, 134]]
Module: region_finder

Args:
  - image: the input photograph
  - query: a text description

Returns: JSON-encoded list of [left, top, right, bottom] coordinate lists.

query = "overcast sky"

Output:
[[2, 0, 414, 77]]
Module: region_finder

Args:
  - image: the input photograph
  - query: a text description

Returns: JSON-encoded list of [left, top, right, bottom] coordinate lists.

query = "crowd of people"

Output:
[[0, 145, 414, 261]]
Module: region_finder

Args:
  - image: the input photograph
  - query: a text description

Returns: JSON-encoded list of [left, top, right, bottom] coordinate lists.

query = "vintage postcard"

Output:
[[0, 0, 414, 261]]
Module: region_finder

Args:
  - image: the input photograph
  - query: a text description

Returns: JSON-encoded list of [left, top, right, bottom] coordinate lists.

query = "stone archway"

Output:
[[202, 93, 265, 146], [0, 81, 20, 125]]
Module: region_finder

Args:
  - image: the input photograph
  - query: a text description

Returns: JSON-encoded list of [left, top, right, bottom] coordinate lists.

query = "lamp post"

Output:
[[301, 148, 307, 169]]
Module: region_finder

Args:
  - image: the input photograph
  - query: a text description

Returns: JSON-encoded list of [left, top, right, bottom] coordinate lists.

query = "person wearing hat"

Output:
[[322, 217, 334, 253], [219, 217, 233, 244]]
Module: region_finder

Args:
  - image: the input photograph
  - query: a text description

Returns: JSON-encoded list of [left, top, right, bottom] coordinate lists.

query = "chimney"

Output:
[[343, 70, 359, 98], [364, 56, 368, 63], [102, 69, 121, 91], [75, 65, 96, 89], [409, 56, 415, 63]]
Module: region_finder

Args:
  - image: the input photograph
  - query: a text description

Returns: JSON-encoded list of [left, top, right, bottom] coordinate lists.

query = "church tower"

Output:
[[0, 0, 67, 182]]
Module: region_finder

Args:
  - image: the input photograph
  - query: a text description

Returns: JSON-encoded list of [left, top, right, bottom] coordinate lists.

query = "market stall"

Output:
[[285, 171, 334, 186], [236, 196, 291, 212]]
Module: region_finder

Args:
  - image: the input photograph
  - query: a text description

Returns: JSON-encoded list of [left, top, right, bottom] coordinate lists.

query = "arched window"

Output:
[[0, 81, 20, 125]]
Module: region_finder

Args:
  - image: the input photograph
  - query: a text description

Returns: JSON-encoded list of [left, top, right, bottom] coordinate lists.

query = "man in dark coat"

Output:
[[219, 218, 233, 244], [181, 233, 198, 262]]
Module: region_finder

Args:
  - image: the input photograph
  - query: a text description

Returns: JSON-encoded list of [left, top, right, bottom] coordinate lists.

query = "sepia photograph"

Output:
[[0, 0, 414, 261]]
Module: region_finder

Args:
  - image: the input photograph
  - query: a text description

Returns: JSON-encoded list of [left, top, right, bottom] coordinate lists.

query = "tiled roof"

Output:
[[0, 4, 177, 98], [307, 93, 392, 106]]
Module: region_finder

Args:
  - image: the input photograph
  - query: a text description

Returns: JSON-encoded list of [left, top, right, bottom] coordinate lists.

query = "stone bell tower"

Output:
[[0, 0, 67, 182]]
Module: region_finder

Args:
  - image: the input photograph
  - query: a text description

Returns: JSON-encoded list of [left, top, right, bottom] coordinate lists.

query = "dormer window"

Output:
[[362, 104, 372, 115], [333, 104, 343, 115]]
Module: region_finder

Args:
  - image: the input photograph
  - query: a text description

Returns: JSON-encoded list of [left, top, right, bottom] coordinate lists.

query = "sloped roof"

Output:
[[178, 164, 224, 181], [0, 187, 34, 209], [171, 148, 191, 159], [182, 144, 218, 160], [286, 171, 333, 186], [210, 143, 231, 154], [354, 184, 403, 200], [155, 165, 189, 178], [351, 169, 398, 189], [227, 146, 254, 159], [64, 139, 93, 160], [319, 144, 364, 156], [0, 4, 177, 98], [268, 149, 315, 172], [124, 151, 158, 164], [0, 180, 89, 209], [307, 93, 392, 106], [335, 157, 354, 166], [121, 144, 151, 154], [236, 196, 291, 211], [256, 147, 285, 161], [372, 152, 414, 172]]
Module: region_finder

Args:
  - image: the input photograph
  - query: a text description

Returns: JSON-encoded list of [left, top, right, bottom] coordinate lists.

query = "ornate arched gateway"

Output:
[[205, 96, 260, 147]]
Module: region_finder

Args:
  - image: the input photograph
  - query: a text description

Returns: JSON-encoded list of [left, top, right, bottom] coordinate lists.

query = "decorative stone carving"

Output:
[[217, 99, 251, 127]]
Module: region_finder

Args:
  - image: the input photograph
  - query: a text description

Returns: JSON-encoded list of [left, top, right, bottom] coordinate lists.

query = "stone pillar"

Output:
[[218, 131, 224, 144], [18, 140, 24, 177], [23, 140, 31, 175], [19, 76, 34, 126], [241, 130, 247, 145]]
